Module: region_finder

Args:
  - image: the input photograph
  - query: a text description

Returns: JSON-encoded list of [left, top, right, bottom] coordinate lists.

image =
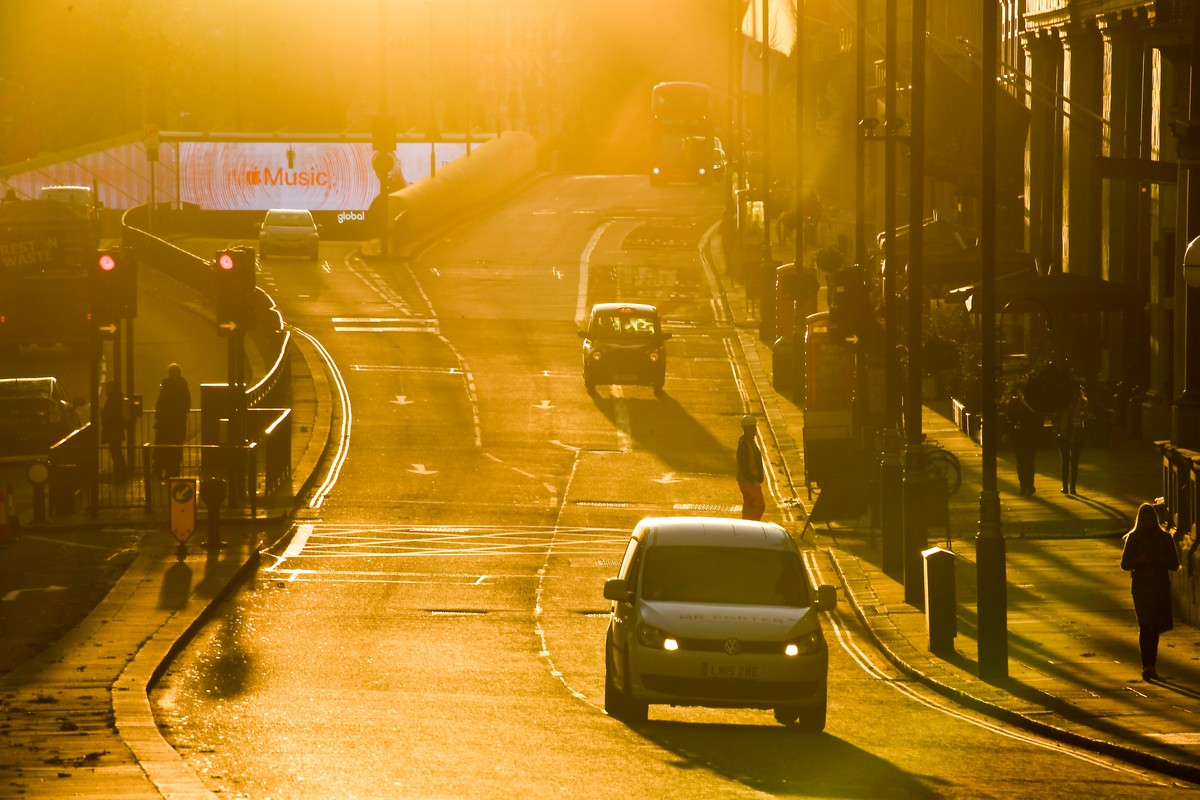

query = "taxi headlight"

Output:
[[648, 351, 661, 363], [637, 622, 678, 651]]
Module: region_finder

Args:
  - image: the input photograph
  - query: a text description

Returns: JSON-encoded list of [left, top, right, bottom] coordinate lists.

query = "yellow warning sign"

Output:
[[169, 478, 197, 543]]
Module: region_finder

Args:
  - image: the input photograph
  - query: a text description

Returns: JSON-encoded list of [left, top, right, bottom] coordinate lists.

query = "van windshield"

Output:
[[640, 546, 810, 607]]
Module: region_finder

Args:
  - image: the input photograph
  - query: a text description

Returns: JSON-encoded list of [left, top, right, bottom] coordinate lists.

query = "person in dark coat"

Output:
[[1120, 502, 1180, 680], [1054, 387, 1087, 494], [101, 381, 127, 482], [1005, 390, 1042, 496], [737, 414, 766, 521], [153, 363, 191, 478]]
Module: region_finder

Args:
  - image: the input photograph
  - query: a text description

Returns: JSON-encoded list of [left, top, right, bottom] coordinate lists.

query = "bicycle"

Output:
[[923, 440, 962, 494]]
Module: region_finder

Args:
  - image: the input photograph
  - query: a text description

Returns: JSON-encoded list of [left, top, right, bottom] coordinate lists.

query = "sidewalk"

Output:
[[0, 332, 332, 798], [712, 235, 1200, 783]]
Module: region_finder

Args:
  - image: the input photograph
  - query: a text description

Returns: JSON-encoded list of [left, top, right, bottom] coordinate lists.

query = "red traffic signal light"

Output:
[[91, 248, 135, 327], [213, 247, 257, 333]]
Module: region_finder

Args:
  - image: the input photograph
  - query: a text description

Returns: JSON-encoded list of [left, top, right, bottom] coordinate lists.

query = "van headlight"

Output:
[[785, 633, 823, 656], [637, 622, 679, 651]]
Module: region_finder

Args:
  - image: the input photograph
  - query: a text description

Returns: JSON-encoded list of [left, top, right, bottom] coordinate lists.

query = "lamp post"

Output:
[[977, 0, 1008, 681], [880, 0, 903, 581], [759, 0, 775, 344], [901, 0, 927, 609]]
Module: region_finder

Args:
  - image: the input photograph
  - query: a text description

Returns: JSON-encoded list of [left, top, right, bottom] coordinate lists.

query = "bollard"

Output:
[[200, 477, 226, 551], [922, 546, 957, 654]]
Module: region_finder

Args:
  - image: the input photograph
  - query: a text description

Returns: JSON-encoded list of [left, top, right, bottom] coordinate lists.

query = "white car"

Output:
[[603, 516, 837, 729], [258, 208, 320, 260]]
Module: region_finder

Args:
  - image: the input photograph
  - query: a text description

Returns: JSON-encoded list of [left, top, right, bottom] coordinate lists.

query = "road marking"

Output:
[[390, 395, 414, 405], [575, 221, 612, 327], [653, 472, 682, 484], [292, 328, 352, 509], [534, 400, 554, 410], [611, 385, 632, 452], [2, 586, 67, 602], [408, 463, 437, 475]]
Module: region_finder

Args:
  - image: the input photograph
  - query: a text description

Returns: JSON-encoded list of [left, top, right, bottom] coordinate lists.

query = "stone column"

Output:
[[1062, 22, 1105, 277], [1104, 14, 1150, 387], [1024, 30, 1061, 270]]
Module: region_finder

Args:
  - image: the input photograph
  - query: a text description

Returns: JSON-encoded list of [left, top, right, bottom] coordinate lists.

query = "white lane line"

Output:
[[292, 327, 352, 509], [575, 221, 612, 327], [611, 385, 632, 453]]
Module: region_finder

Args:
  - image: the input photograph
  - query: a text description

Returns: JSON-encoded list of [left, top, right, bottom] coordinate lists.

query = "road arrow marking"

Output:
[[534, 400, 555, 410], [390, 395, 414, 406], [653, 472, 683, 485], [2, 585, 68, 602], [408, 464, 437, 475]]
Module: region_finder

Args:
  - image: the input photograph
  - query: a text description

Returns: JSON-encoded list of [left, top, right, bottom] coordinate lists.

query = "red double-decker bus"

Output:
[[649, 82, 718, 186]]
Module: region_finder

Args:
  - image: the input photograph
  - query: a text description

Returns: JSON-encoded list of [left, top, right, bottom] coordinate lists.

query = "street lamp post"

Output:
[[759, 0, 775, 344], [880, 0, 903, 581], [901, 0, 927, 609], [977, 0, 1008, 681]]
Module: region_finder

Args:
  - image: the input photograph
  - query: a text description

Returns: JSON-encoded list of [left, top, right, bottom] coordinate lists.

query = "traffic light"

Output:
[[91, 248, 135, 328], [828, 266, 870, 346], [214, 246, 257, 333]]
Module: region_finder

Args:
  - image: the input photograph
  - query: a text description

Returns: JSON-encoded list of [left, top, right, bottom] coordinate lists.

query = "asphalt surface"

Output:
[[0, 223, 1197, 797]]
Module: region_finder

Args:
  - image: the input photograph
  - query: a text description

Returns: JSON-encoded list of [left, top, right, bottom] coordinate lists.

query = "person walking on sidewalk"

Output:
[[153, 363, 191, 479], [736, 414, 766, 521], [1054, 386, 1087, 494], [1005, 389, 1043, 496], [101, 381, 127, 482], [1120, 502, 1180, 681]]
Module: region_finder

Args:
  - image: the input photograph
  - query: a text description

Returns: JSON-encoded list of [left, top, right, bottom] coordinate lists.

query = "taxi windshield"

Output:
[[590, 311, 658, 338]]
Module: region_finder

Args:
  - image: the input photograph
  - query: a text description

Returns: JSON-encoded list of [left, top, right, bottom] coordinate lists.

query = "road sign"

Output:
[[169, 478, 197, 543]]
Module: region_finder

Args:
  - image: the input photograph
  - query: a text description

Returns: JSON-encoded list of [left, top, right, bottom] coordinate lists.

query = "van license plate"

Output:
[[702, 663, 759, 679]]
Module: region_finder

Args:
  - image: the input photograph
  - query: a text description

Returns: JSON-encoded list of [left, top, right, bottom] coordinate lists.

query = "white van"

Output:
[[603, 516, 838, 729]]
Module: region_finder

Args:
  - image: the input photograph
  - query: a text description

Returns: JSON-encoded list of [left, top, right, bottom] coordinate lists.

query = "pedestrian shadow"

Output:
[[1150, 675, 1200, 700], [158, 557, 193, 610]]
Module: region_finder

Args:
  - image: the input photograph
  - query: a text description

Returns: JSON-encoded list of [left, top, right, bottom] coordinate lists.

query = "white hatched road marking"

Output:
[[266, 523, 630, 581]]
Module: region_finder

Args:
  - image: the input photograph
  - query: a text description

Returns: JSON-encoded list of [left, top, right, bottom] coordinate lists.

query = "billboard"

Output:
[[178, 141, 467, 211]]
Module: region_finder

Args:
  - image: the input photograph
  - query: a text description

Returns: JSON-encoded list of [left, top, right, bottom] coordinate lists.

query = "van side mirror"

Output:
[[603, 577, 632, 602], [816, 584, 837, 612]]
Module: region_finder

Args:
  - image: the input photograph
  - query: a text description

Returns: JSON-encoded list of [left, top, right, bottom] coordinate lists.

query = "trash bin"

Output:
[[922, 546, 956, 654]]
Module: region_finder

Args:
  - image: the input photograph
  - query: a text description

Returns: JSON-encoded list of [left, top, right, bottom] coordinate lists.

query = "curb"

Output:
[[827, 547, 1200, 784]]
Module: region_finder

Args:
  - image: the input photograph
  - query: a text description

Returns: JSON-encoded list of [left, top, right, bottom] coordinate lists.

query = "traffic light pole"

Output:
[[227, 330, 246, 509]]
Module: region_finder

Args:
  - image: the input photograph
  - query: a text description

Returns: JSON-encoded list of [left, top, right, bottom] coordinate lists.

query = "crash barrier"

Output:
[[1158, 441, 1200, 627], [388, 131, 537, 250]]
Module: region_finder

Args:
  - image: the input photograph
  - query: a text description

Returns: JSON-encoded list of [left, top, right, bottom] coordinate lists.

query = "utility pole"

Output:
[[760, 0, 775, 344], [902, 0, 928, 608], [977, 0, 1008, 680], [880, 0, 903, 580]]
